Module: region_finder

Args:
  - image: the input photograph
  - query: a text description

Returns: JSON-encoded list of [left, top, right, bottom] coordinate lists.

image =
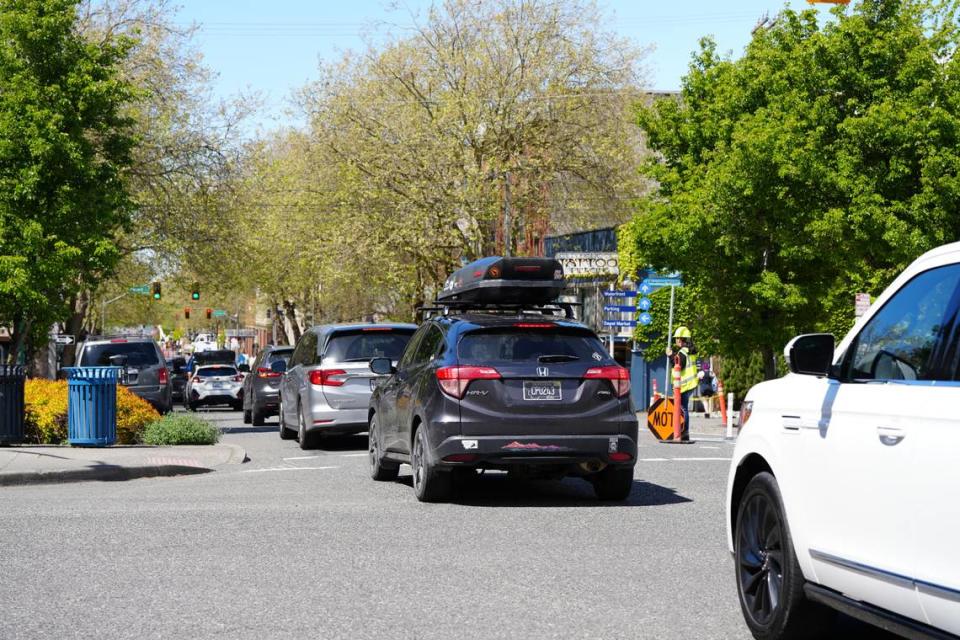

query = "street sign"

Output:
[[602, 290, 637, 298], [638, 297, 651, 311], [644, 277, 683, 287], [638, 312, 652, 326], [603, 319, 637, 328], [855, 292, 871, 317], [646, 396, 685, 441], [213, 310, 227, 317], [603, 305, 636, 313], [129, 284, 150, 295], [52, 334, 75, 345]]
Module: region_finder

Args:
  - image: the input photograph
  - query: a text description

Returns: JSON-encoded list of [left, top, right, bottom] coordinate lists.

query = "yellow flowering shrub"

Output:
[[24, 379, 70, 444], [116, 386, 160, 444], [24, 379, 160, 444]]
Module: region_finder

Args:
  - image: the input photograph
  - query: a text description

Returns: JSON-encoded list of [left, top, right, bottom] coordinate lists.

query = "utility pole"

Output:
[[503, 171, 512, 257]]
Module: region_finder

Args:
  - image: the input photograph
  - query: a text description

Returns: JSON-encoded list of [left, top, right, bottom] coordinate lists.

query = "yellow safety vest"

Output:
[[679, 348, 698, 394]]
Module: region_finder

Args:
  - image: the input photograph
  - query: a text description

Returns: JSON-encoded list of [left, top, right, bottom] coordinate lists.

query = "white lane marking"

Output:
[[339, 453, 368, 457], [283, 456, 321, 461], [242, 466, 339, 473], [639, 457, 731, 462], [700, 446, 720, 450]]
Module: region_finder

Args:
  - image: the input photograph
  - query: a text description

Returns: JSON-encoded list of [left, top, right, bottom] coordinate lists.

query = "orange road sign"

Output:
[[647, 396, 686, 441]]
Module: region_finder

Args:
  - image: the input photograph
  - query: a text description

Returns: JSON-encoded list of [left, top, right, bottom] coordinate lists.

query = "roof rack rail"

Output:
[[423, 301, 581, 320], [81, 334, 156, 341]]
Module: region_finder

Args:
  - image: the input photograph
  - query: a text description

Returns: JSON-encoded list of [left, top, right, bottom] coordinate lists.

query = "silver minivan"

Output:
[[276, 323, 417, 449]]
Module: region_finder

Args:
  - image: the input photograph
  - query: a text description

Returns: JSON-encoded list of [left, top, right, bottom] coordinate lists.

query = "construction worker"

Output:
[[666, 326, 698, 440]]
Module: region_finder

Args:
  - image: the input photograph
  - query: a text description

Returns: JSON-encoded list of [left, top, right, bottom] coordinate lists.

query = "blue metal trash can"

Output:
[[0, 365, 26, 445], [65, 367, 120, 447]]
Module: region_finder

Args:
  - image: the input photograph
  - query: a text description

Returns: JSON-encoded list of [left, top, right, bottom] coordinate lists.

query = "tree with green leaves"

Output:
[[0, 0, 137, 364], [622, 0, 960, 380]]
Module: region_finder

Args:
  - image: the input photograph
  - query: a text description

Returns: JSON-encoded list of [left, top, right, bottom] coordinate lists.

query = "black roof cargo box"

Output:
[[437, 257, 566, 305]]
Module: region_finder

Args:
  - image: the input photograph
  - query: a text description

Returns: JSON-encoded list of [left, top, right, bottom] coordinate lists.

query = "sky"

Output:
[[173, 0, 837, 133]]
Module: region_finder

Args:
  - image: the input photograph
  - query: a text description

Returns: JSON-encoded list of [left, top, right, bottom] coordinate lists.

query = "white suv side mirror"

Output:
[[784, 333, 835, 377]]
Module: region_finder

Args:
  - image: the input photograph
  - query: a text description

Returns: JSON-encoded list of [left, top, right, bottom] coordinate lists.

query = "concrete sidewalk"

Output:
[[0, 443, 247, 486]]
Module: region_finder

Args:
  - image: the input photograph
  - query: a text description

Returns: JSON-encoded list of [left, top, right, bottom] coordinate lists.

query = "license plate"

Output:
[[523, 380, 562, 401], [213, 382, 227, 389]]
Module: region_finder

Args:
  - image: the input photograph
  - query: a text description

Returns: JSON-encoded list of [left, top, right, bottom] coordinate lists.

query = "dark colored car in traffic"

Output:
[[167, 357, 189, 402], [367, 257, 639, 503], [242, 346, 293, 425]]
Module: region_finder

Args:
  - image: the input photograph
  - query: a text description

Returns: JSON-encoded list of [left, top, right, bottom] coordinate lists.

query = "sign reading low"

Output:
[[647, 396, 685, 441], [556, 252, 619, 276]]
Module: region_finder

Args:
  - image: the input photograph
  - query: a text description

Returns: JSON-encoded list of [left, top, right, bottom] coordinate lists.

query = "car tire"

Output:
[[231, 401, 243, 412], [187, 402, 198, 412], [735, 472, 832, 640], [278, 401, 296, 440], [411, 426, 451, 503], [243, 408, 252, 424], [252, 401, 266, 427], [298, 407, 315, 450], [368, 415, 399, 481], [592, 466, 634, 501]]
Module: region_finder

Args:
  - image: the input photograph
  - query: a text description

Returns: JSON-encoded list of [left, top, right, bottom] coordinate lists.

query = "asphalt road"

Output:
[[0, 409, 893, 640]]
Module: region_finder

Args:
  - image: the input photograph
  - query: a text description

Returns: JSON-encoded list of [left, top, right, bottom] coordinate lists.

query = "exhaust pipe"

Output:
[[578, 460, 607, 474]]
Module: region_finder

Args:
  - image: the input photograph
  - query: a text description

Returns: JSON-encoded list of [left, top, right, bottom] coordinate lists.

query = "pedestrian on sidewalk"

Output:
[[666, 326, 698, 440], [698, 365, 717, 418]]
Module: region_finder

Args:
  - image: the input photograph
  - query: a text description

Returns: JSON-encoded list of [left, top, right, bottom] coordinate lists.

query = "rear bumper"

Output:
[[127, 385, 171, 408], [190, 387, 242, 405], [305, 395, 368, 434], [433, 434, 638, 467]]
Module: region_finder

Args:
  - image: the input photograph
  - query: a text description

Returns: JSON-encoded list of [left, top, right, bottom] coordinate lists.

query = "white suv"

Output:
[[726, 242, 960, 640]]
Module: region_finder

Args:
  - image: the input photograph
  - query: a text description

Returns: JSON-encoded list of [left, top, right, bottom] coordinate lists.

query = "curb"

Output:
[[0, 464, 212, 487], [0, 443, 247, 487]]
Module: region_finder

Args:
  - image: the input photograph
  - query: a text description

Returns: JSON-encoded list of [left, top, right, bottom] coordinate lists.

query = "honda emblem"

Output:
[[537, 366, 549, 377]]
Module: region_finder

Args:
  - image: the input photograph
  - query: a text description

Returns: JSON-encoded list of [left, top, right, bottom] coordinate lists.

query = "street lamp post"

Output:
[[101, 292, 128, 334]]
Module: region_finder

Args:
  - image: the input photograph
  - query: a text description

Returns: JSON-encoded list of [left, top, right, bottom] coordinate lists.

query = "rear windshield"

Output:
[[80, 342, 159, 366], [264, 349, 293, 367], [196, 366, 237, 377], [458, 329, 613, 364], [324, 329, 415, 362], [194, 350, 235, 365]]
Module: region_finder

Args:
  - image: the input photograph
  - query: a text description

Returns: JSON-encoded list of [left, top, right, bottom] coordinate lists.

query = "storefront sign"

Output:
[[556, 252, 619, 276]]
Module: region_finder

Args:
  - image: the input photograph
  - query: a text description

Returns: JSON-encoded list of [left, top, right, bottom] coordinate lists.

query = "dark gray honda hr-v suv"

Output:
[[367, 257, 639, 503]]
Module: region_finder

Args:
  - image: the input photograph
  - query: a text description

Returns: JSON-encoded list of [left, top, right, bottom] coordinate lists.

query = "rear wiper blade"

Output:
[[537, 354, 579, 363]]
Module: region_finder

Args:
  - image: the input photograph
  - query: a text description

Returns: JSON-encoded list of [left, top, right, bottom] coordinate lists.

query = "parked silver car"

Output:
[[185, 364, 244, 411], [276, 324, 417, 449]]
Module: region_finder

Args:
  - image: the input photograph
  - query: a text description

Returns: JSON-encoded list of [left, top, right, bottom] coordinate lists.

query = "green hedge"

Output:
[[142, 414, 220, 445]]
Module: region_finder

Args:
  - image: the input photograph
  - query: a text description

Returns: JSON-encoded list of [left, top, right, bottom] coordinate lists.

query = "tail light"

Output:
[[513, 323, 555, 329], [309, 369, 347, 386], [442, 453, 479, 463], [584, 365, 630, 397], [609, 452, 633, 462], [192, 376, 203, 383], [257, 367, 281, 379], [158, 367, 169, 385], [436, 366, 501, 399], [233, 375, 244, 382]]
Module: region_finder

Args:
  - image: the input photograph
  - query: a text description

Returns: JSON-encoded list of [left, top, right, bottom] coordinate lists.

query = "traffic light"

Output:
[[152, 282, 161, 300], [205, 308, 212, 320], [184, 307, 190, 320], [191, 282, 200, 301]]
